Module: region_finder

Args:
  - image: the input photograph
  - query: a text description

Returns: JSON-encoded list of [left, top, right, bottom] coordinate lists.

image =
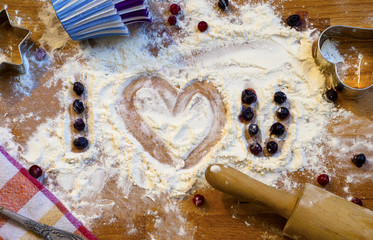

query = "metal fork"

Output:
[[0, 205, 85, 240]]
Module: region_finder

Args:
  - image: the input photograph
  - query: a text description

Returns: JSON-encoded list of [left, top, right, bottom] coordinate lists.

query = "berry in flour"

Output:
[[73, 99, 85, 114], [274, 92, 287, 104], [276, 107, 290, 120], [248, 124, 259, 136], [242, 88, 257, 105], [266, 141, 278, 155], [270, 122, 286, 136], [170, 4, 181, 15], [73, 82, 85, 96]]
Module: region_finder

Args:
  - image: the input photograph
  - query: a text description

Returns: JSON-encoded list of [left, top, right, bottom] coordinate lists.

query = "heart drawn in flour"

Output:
[[119, 75, 226, 169]]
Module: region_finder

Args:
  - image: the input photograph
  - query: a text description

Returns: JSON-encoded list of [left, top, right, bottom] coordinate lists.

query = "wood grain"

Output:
[[0, 0, 373, 240]]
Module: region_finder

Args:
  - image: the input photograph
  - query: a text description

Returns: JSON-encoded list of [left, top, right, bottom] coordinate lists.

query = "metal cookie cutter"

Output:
[[0, 9, 30, 76], [314, 25, 373, 99]]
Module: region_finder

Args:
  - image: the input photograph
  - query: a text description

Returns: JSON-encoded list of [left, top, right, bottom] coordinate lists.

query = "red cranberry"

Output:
[[198, 21, 208, 32], [29, 165, 43, 178], [170, 4, 181, 15], [241, 88, 257, 105], [193, 194, 205, 207], [35, 48, 46, 61], [317, 174, 329, 186], [168, 16, 177, 25], [351, 198, 363, 206]]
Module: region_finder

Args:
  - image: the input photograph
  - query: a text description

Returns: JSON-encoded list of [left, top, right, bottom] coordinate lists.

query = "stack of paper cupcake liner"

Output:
[[51, 0, 152, 41], [114, 0, 152, 24]]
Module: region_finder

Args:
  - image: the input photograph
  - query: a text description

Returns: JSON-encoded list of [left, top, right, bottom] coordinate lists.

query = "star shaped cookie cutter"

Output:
[[314, 25, 373, 99], [0, 9, 30, 76]]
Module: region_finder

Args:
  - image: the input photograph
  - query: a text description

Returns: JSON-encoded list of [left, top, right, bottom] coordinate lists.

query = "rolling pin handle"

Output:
[[205, 164, 297, 219]]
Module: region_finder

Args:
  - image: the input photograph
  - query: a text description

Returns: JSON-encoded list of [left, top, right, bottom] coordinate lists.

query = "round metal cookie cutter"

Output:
[[314, 25, 373, 99]]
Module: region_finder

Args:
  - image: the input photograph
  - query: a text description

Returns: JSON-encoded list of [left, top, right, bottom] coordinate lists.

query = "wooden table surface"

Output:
[[1, 0, 373, 239]]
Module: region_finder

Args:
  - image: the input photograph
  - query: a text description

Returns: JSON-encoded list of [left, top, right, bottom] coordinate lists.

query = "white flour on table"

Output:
[[2, 0, 369, 229]]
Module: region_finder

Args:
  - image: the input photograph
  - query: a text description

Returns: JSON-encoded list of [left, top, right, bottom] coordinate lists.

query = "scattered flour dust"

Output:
[[37, 2, 71, 52], [2, 0, 369, 232], [0, 49, 11, 63]]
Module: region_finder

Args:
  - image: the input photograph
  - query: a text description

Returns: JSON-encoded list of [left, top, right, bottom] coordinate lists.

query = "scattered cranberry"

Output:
[[73, 82, 85, 95], [241, 88, 257, 105], [35, 48, 46, 61], [274, 91, 287, 104], [286, 14, 302, 27], [29, 165, 43, 178], [170, 4, 181, 15], [249, 142, 262, 155], [317, 174, 329, 186], [266, 141, 278, 155], [239, 107, 254, 122], [248, 124, 259, 136], [73, 118, 85, 131], [218, 0, 229, 10], [325, 89, 338, 102], [270, 122, 285, 136], [351, 197, 363, 206], [73, 99, 85, 113], [193, 194, 205, 207], [198, 21, 208, 32], [352, 154, 366, 168], [73, 137, 89, 149], [168, 15, 177, 25], [276, 107, 290, 120]]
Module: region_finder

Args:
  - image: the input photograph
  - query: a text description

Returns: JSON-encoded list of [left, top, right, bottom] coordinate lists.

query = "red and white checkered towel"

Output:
[[0, 146, 97, 240]]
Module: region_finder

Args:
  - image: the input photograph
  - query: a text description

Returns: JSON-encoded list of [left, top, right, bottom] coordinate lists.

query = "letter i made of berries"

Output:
[[72, 81, 89, 150]]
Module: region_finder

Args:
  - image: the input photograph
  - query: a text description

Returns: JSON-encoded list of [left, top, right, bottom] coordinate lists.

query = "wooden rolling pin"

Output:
[[205, 164, 373, 240]]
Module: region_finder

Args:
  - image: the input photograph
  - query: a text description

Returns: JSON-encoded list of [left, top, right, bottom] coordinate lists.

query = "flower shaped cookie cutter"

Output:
[[0, 9, 30, 76], [314, 25, 373, 99]]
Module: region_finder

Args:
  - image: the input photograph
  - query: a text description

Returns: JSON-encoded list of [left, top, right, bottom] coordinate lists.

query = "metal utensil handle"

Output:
[[0, 206, 85, 240]]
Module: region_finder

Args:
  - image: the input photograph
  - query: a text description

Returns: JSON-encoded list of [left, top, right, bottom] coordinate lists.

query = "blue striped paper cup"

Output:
[[51, 0, 129, 41]]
